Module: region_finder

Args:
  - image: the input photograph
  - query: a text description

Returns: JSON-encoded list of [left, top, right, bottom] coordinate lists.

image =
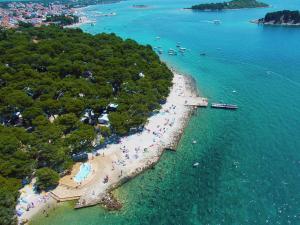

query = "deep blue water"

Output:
[[32, 0, 300, 224]]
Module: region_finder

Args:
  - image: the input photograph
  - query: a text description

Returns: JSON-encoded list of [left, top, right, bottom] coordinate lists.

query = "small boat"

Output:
[[179, 47, 186, 52], [132, 4, 148, 8], [193, 162, 199, 167], [158, 49, 163, 54], [176, 42, 181, 47], [155, 36, 161, 40], [211, 103, 238, 110], [192, 140, 197, 144], [168, 49, 177, 55], [213, 19, 221, 24], [232, 90, 237, 93]]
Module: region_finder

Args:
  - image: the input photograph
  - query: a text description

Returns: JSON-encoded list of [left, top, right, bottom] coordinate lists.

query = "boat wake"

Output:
[[265, 70, 300, 88], [200, 20, 221, 24]]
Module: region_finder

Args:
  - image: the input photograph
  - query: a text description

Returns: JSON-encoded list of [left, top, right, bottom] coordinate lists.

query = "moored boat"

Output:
[[211, 103, 238, 110], [168, 49, 177, 55], [213, 19, 221, 24]]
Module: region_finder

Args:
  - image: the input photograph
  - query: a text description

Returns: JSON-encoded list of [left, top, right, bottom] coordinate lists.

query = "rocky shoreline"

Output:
[[251, 10, 300, 27], [251, 19, 300, 26]]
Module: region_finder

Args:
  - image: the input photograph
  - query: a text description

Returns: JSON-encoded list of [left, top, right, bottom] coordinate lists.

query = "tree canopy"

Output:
[[0, 25, 173, 224], [35, 168, 60, 191], [45, 15, 79, 26], [258, 10, 300, 25]]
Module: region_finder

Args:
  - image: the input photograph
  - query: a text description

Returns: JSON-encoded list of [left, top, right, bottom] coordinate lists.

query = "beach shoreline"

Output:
[[17, 71, 202, 224], [64, 6, 95, 28], [75, 71, 200, 209]]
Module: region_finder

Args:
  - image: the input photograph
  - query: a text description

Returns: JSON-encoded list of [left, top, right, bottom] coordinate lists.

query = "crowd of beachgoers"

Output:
[[106, 105, 178, 179], [16, 72, 198, 224], [16, 180, 56, 224]]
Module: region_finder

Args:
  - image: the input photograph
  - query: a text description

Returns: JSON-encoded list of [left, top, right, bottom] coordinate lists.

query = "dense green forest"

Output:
[[258, 10, 300, 25], [0, 26, 173, 225], [189, 0, 268, 10]]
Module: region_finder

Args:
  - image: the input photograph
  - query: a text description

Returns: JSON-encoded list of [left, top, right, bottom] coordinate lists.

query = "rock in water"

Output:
[[100, 193, 122, 210]]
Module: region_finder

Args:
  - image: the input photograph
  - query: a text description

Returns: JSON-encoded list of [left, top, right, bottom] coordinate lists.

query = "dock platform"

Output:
[[185, 97, 208, 107]]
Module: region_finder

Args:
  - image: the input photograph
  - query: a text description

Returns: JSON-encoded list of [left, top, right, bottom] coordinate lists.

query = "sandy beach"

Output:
[[64, 7, 96, 28], [16, 72, 205, 224], [64, 16, 96, 28]]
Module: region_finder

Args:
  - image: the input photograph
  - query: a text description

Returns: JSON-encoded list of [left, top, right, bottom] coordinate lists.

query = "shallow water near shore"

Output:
[[31, 0, 300, 224]]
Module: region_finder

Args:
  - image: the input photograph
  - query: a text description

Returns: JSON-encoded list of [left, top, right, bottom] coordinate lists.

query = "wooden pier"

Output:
[[185, 97, 208, 107]]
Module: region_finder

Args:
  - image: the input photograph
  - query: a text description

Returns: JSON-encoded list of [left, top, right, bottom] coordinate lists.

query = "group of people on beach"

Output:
[[16, 192, 51, 218], [100, 97, 182, 186]]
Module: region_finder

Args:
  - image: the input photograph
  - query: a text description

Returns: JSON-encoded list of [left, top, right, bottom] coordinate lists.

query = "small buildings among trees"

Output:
[[0, 26, 173, 224]]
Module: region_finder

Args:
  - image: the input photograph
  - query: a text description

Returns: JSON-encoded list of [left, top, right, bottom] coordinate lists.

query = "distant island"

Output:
[[188, 0, 268, 11], [253, 10, 300, 26]]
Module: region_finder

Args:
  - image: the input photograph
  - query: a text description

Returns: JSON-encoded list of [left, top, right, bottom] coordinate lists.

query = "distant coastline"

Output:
[[0, 2, 79, 28], [0, 0, 118, 28]]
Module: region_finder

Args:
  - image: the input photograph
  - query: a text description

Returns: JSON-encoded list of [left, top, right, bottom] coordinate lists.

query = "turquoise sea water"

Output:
[[31, 0, 300, 224]]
